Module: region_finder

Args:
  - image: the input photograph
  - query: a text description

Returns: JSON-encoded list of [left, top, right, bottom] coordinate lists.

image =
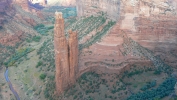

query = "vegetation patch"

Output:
[[4, 48, 34, 67], [40, 73, 47, 80], [34, 24, 54, 36], [0, 44, 16, 68], [32, 36, 41, 42], [43, 6, 77, 18], [44, 76, 56, 99], [37, 38, 55, 71], [35, 61, 43, 68], [127, 77, 176, 100], [58, 72, 128, 100], [26, 35, 41, 43], [140, 80, 156, 91], [79, 20, 116, 50]]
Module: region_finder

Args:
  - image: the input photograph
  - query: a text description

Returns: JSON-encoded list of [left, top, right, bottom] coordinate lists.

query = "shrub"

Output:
[[74, 95, 77, 99], [127, 77, 176, 100], [36, 61, 43, 68], [40, 73, 46, 80], [47, 26, 54, 30], [154, 70, 161, 75], [141, 80, 156, 91], [34, 24, 45, 30], [32, 36, 41, 42], [5, 48, 34, 67]]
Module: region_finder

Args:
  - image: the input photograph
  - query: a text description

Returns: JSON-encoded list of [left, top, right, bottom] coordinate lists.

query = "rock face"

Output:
[[120, 0, 177, 31], [23, 17, 36, 26], [68, 30, 79, 85], [51, 0, 177, 97], [0, 0, 12, 12], [76, 0, 177, 26], [0, 0, 45, 47], [0, 0, 13, 27], [0, 0, 43, 46], [47, 0, 76, 6], [54, 12, 69, 94], [54, 12, 78, 94], [0, 31, 23, 46], [135, 16, 177, 38], [15, 0, 29, 11], [76, 0, 120, 21]]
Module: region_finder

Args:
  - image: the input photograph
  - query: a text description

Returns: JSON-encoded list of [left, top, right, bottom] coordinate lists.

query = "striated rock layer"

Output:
[[75, 0, 177, 78], [0, 31, 23, 46], [53, 0, 177, 96], [15, 0, 29, 11], [0, 0, 43, 46], [76, 0, 177, 29], [76, 0, 120, 21], [0, 0, 13, 27], [54, 12, 78, 94], [119, 0, 177, 32]]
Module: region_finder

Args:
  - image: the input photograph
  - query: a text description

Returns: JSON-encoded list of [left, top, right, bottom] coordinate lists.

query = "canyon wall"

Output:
[[76, 0, 120, 21], [47, 0, 76, 6], [52, 0, 177, 96], [0, 31, 23, 46], [0, 0, 43, 46], [119, 0, 177, 31], [76, 0, 177, 28], [15, 0, 29, 11], [0, 0, 13, 27]]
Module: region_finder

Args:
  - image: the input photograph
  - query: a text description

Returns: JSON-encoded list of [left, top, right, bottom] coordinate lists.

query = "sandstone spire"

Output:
[[54, 11, 70, 94], [54, 12, 79, 95], [68, 30, 79, 85]]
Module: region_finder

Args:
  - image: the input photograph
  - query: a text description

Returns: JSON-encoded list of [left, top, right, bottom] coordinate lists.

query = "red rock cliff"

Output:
[[0, 0, 13, 27], [15, 0, 29, 11]]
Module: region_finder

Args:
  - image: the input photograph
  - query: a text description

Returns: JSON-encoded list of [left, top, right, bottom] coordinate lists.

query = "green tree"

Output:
[[40, 73, 46, 80]]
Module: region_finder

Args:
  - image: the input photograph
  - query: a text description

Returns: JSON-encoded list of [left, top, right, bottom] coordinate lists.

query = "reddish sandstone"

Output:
[[54, 12, 78, 94], [15, 0, 29, 11], [68, 30, 79, 85], [0, 31, 23, 46]]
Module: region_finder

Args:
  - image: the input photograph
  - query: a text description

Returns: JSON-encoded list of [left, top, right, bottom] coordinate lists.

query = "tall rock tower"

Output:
[[54, 12, 78, 95], [54, 12, 70, 94], [68, 30, 79, 85]]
